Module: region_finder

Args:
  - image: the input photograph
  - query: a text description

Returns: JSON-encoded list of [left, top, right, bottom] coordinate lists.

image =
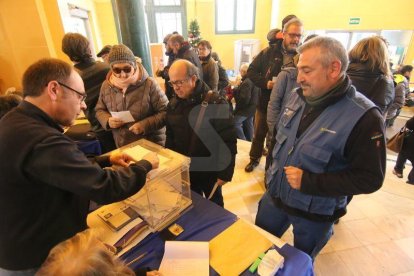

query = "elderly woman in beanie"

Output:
[[95, 44, 169, 147]]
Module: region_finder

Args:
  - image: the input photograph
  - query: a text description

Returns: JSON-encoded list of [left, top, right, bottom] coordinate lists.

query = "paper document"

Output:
[[110, 111, 135, 123], [159, 241, 209, 276], [209, 219, 273, 275]]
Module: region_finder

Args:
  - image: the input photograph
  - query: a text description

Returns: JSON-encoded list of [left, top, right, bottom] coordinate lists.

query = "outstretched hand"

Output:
[[109, 152, 136, 167]]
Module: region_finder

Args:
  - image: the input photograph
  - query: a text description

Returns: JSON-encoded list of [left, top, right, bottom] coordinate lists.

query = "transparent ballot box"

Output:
[[89, 139, 192, 234]]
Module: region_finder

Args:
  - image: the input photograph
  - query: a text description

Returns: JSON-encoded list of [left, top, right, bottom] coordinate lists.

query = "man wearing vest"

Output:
[[255, 37, 386, 260]]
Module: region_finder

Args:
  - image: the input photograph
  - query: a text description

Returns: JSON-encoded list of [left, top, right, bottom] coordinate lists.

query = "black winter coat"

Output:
[[176, 42, 204, 80], [166, 80, 237, 181], [75, 59, 110, 133], [246, 40, 283, 112], [347, 62, 394, 115]]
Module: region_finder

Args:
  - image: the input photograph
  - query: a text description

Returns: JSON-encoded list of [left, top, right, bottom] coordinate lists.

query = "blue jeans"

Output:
[[233, 115, 254, 141], [255, 192, 333, 260]]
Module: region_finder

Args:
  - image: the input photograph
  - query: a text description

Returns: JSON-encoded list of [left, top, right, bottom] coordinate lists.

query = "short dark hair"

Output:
[[401, 65, 414, 75], [198, 40, 212, 50], [97, 45, 112, 57], [0, 94, 22, 119], [62, 33, 92, 63], [282, 14, 297, 29], [22, 58, 73, 97]]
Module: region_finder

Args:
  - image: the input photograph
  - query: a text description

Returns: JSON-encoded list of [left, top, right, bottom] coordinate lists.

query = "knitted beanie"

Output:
[[108, 44, 137, 68]]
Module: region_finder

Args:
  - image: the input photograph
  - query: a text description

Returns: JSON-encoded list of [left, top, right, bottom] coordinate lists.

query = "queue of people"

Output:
[[3, 13, 414, 275]]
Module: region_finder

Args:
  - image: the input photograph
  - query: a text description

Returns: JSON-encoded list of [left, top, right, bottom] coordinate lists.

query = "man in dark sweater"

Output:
[[0, 58, 158, 274], [255, 37, 385, 260], [166, 60, 237, 207], [62, 33, 116, 153]]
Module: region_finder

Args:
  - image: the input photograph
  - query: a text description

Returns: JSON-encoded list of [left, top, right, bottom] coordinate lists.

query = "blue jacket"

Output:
[[266, 85, 375, 216], [267, 67, 299, 138]]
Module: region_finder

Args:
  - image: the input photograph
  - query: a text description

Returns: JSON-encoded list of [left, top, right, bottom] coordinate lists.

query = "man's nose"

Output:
[[80, 101, 87, 110]]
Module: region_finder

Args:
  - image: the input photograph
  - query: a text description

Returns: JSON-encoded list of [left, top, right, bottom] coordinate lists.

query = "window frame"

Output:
[[215, 0, 256, 35]]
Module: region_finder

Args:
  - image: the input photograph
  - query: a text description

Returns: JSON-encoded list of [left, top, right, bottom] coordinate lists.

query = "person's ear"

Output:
[[46, 81, 59, 101], [330, 60, 342, 78]]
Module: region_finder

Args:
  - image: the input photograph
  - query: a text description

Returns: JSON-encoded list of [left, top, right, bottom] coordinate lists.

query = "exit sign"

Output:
[[349, 17, 360, 25]]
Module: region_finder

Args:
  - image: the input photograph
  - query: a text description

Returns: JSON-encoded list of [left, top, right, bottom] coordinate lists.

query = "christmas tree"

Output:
[[188, 19, 202, 48]]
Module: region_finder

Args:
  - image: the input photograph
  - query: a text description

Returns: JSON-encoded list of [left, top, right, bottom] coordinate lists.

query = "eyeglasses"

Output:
[[57, 81, 87, 102], [112, 66, 132, 74], [168, 78, 190, 87], [286, 33, 302, 39]]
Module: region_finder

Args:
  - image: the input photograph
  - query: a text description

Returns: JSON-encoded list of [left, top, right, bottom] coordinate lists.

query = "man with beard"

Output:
[[156, 33, 176, 100], [167, 34, 203, 81], [245, 18, 303, 172], [255, 36, 385, 260]]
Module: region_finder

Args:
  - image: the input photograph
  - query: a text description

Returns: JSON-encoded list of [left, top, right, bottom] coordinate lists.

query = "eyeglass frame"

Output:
[[286, 33, 303, 40], [112, 66, 133, 74], [57, 81, 87, 102], [168, 78, 191, 88]]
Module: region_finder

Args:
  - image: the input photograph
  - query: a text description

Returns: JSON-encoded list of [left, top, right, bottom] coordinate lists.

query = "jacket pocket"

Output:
[[298, 144, 331, 173]]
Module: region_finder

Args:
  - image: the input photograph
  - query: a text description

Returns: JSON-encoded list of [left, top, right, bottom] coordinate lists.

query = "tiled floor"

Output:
[[222, 108, 414, 275]]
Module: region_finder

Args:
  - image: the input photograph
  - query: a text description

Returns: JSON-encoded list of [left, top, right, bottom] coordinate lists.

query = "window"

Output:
[[215, 0, 255, 34], [145, 0, 187, 43]]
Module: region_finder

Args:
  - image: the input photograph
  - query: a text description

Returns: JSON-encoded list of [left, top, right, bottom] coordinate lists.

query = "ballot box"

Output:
[[88, 139, 192, 236]]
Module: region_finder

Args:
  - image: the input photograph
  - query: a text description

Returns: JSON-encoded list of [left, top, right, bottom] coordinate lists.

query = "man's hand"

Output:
[[216, 179, 227, 186], [267, 80, 275, 90], [108, 117, 125, 129], [129, 122, 144, 135], [284, 166, 303, 190], [142, 152, 159, 170], [109, 152, 136, 167]]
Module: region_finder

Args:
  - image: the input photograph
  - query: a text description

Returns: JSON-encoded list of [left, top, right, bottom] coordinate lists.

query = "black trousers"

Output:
[[249, 109, 270, 161], [190, 172, 223, 207], [395, 148, 414, 183]]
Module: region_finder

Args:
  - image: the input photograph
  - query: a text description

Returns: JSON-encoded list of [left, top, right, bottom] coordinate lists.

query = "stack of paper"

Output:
[[159, 241, 209, 276]]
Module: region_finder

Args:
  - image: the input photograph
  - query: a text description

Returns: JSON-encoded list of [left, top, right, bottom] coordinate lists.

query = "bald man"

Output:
[[165, 59, 237, 207]]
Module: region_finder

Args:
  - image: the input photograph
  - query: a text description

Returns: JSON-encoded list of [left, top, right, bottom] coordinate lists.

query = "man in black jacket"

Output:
[[0, 58, 158, 274], [167, 34, 204, 81], [62, 33, 116, 153], [245, 18, 303, 172], [166, 60, 237, 207]]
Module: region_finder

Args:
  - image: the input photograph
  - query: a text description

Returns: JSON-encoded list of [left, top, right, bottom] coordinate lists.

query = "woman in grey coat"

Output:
[[96, 44, 168, 147]]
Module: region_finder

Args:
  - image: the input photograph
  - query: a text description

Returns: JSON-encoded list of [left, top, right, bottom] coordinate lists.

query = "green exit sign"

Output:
[[349, 17, 360, 25]]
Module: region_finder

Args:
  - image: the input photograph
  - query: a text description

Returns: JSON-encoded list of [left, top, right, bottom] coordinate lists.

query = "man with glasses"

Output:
[[245, 17, 304, 173], [165, 60, 237, 207], [0, 58, 159, 275]]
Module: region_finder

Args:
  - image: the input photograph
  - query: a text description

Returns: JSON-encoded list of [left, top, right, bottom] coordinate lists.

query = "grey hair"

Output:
[[297, 36, 349, 74], [283, 18, 303, 33]]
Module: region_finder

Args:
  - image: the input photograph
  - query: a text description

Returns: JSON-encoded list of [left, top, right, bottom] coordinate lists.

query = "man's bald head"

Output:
[[168, 60, 199, 99]]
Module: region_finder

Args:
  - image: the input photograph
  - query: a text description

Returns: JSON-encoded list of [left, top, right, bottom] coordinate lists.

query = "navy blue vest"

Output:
[[266, 86, 375, 216]]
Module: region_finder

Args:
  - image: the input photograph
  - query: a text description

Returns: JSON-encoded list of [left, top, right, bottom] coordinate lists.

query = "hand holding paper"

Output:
[[108, 117, 126, 128]]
